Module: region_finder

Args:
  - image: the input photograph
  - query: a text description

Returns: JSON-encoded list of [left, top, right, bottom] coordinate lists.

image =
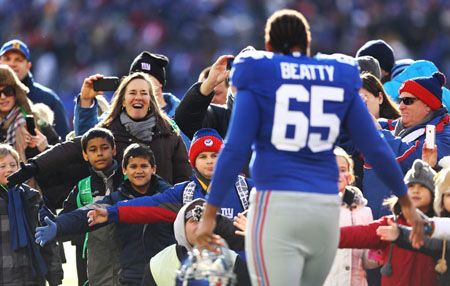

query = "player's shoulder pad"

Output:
[[230, 50, 274, 89], [315, 53, 361, 89]]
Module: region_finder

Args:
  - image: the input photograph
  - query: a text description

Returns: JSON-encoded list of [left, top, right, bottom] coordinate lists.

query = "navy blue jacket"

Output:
[[23, 73, 70, 138], [55, 175, 176, 285]]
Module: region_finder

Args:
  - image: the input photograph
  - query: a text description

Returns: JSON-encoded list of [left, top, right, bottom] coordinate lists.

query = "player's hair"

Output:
[[265, 9, 311, 55], [361, 72, 400, 120]]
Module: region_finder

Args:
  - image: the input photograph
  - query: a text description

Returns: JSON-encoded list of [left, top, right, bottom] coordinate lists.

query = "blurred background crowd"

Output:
[[1, 0, 449, 125]]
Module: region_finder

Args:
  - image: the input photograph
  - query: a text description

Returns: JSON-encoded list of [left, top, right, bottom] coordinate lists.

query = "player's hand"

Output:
[[200, 55, 233, 96], [376, 218, 400, 241], [422, 142, 437, 168], [80, 74, 103, 107], [87, 205, 108, 227], [398, 195, 425, 248], [233, 211, 248, 237]]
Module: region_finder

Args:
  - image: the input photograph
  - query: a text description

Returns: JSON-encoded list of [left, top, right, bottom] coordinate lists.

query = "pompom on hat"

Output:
[[399, 72, 446, 110], [189, 128, 223, 168]]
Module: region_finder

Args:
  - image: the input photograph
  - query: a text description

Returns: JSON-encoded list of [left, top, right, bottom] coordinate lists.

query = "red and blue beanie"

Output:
[[399, 72, 446, 110], [189, 128, 223, 168]]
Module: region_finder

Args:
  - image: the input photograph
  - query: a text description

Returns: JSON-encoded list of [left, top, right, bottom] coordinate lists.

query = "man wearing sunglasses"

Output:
[[0, 39, 69, 139], [379, 71, 450, 172]]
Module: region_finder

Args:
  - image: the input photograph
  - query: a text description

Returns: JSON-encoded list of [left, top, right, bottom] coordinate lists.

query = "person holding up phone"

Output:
[[0, 64, 56, 162]]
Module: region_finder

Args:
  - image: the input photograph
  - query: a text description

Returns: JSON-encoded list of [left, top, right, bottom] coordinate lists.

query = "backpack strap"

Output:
[[76, 176, 93, 208], [235, 175, 249, 210], [182, 181, 197, 204]]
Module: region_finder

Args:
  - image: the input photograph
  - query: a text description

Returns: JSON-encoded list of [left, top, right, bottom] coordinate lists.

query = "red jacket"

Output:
[[340, 215, 437, 286]]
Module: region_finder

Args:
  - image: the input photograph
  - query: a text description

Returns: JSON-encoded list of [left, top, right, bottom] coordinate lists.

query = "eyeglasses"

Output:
[[398, 97, 418, 105], [0, 86, 15, 98]]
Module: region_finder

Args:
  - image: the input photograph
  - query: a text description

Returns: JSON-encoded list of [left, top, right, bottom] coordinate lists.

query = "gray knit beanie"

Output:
[[404, 159, 436, 193]]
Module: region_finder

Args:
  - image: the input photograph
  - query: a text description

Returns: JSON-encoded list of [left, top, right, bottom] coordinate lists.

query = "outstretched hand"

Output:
[[87, 205, 108, 227], [398, 195, 425, 248], [7, 161, 38, 187], [35, 217, 57, 247], [376, 218, 400, 241], [233, 211, 248, 237]]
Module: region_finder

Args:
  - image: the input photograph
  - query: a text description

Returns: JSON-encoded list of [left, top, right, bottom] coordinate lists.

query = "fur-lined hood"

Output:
[[434, 168, 450, 216]]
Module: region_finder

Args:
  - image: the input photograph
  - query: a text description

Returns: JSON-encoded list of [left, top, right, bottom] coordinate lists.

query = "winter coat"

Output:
[[339, 215, 438, 286], [174, 82, 231, 139], [363, 109, 450, 219], [394, 225, 450, 286], [0, 184, 63, 286], [31, 115, 192, 209], [57, 163, 124, 286], [324, 188, 373, 286], [22, 73, 69, 139], [56, 176, 175, 285]]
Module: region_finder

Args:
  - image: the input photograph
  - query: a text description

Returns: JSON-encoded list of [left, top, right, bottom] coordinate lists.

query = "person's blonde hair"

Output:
[[334, 146, 355, 184], [99, 72, 172, 133], [434, 168, 450, 216], [0, 64, 32, 115], [0, 143, 19, 165]]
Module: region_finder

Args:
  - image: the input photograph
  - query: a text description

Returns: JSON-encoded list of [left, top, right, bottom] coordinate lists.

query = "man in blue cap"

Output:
[[0, 39, 69, 138]]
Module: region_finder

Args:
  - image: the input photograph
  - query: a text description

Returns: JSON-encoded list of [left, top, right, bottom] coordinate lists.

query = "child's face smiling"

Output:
[[195, 151, 217, 179], [0, 154, 18, 185], [123, 157, 155, 193], [82, 138, 116, 171], [408, 183, 432, 213], [336, 156, 351, 192]]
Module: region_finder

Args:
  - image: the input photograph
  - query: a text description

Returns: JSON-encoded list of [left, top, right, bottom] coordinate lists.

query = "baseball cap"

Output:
[[0, 39, 31, 61]]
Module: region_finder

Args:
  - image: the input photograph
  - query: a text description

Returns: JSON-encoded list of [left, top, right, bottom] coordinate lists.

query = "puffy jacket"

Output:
[[55, 176, 175, 285], [363, 109, 450, 219], [324, 188, 373, 286]]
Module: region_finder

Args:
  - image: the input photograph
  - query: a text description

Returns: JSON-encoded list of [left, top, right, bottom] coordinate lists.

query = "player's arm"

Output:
[[105, 187, 182, 224], [197, 89, 260, 250], [344, 91, 424, 248]]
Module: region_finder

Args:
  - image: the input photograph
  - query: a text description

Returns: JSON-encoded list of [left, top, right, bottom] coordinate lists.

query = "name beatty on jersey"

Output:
[[280, 62, 335, 82]]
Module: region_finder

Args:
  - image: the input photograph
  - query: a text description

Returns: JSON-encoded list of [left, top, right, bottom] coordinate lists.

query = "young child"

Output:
[[377, 167, 450, 285], [54, 127, 124, 286], [87, 128, 253, 225], [323, 147, 375, 286], [36, 143, 176, 285], [0, 144, 63, 285], [141, 198, 250, 286], [339, 159, 438, 286]]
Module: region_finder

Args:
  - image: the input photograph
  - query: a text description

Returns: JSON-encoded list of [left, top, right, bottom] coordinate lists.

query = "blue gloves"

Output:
[[38, 205, 55, 226], [35, 217, 57, 247]]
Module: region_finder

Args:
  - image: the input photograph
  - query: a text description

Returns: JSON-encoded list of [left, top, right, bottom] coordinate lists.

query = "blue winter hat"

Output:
[[0, 39, 30, 60], [189, 128, 223, 168], [384, 60, 450, 108], [356, 39, 394, 73], [390, 59, 414, 79]]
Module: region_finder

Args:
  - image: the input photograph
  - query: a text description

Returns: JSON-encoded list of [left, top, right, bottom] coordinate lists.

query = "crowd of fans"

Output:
[[0, 0, 449, 123], [1, 2, 450, 286]]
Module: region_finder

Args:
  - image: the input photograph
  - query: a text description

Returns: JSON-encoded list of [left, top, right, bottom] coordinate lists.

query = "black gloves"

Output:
[[7, 161, 38, 187]]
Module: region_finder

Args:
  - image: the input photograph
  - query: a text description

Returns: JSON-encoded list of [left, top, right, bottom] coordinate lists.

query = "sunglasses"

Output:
[[398, 97, 418, 105], [0, 86, 15, 97]]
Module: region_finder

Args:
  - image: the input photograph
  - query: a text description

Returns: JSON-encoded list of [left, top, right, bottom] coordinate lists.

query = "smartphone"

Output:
[[226, 58, 234, 70], [25, 115, 36, 136], [342, 188, 355, 206], [425, 124, 435, 149], [93, 77, 120, 91]]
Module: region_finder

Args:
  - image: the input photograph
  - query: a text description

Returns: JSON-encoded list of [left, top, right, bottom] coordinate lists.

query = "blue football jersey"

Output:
[[207, 51, 407, 207]]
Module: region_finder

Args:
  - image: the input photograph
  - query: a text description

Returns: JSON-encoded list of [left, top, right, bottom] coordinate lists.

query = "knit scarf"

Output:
[[120, 111, 156, 142], [6, 185, 48, 277], [0, 106, 26, 145], [194, 170, 211, 192]]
